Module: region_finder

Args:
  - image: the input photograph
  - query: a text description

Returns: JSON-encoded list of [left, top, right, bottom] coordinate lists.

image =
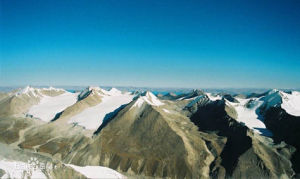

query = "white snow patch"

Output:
[[68, 93, 134, 130], [27, 92, 78, 122], [281, 91, 300, 116], [66, 164, 126, 179], [206, 93, 222, 101], [226, 98, 273, 137], [143, 92, 164, 106], [0, 159, 47, 179], [78, 87, 100, 99], [176, 97, 186, 101], [163, 109, 171, 113]]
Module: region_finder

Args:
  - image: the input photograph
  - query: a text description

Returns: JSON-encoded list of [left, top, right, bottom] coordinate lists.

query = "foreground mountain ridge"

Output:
[[0, 86, 299, 178]]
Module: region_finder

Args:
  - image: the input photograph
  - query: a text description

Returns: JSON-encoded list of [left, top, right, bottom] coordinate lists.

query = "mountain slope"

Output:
[[67, 92, 224, 178]]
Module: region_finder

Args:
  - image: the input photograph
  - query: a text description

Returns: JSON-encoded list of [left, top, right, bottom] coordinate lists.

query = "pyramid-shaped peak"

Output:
[[141, 91, 164, 106], [78, 86, 103, 100]]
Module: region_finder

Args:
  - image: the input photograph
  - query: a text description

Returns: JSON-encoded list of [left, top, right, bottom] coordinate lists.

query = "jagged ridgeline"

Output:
[[0, 86, 300, 178]]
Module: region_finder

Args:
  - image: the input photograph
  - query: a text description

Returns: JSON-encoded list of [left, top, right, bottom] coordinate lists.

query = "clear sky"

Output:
[[1, 0, 300, 88]]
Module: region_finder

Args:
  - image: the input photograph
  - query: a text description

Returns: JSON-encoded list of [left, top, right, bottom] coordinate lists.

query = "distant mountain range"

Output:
[[1, 85, 299, 94], [0, 86, 300, 178]]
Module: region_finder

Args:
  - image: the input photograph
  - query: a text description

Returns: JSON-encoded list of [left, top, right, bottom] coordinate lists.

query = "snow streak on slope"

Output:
[[68, 93, 134, 130], [226, 98, 273, 137], [27, 92, 78, 122], [163, 109, 171, 113], [280, 91, 300, 116], [66, 164, 126, 179], [0, 159, 47, 179]]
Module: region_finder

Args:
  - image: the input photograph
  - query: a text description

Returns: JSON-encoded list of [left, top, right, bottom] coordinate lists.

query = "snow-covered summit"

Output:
[[16, 86, 66, 98], [78, 87, 123, 100], [42, 86, 65, 92], [108, 88, 122, 95], [78, 86, 104, 99], [131, 91, 164, 108], [260, 89, 282, 110], [15, 86, 40, 97], [206, 93, 222, 101]]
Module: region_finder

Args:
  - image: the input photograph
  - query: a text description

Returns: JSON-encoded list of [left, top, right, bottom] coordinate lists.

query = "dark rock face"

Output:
[[190, 100, 252, 177], [0, 169, 5, 178], [264, 107, 300, 173], [183, 89, 206, 99], [184, 95, 210, 114]]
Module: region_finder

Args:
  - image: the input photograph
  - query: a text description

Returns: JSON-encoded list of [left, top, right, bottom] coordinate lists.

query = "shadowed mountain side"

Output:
[[188, 100, 295, 178], [264, 107, 300, 175]]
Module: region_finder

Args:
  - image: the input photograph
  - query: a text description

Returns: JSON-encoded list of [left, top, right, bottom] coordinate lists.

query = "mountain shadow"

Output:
[[189, 100, 252, 176], [264, 107, 300, 174]]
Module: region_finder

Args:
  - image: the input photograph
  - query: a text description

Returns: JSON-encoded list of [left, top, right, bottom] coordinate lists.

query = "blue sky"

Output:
[[1, 0, 300, 88]]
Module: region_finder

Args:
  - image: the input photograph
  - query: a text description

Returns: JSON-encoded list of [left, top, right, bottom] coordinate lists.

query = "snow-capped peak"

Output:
[[108, 88, 122, 96], [78, 87, 124, 100], [16, 86, 41, 97], [19, 86, 35, 94], [131, 91, 164, 108], [78, 86, 104, 99], [260, 90, 282, 109], [41, 86, 66, 92]]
